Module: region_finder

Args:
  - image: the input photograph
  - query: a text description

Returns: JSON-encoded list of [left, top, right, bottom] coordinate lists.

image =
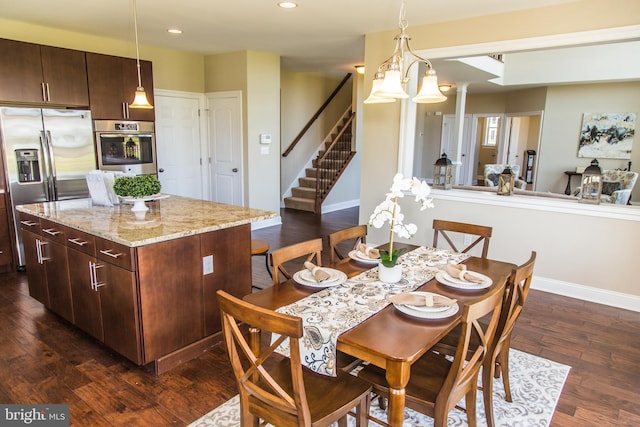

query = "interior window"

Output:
[[483, 116, 500, 146]]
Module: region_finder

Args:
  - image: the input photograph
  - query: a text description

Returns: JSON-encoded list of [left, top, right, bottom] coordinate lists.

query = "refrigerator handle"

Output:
[[44, 130, 58, 200], [39, 131, 53, 201]]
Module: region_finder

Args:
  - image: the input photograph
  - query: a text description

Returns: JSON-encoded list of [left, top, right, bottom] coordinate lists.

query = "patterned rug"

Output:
[[188, 349, 570, 427]]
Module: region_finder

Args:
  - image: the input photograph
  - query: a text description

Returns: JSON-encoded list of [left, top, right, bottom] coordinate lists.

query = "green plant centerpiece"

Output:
[[113, 174, 161, 198], [369, 173, 433, 268]]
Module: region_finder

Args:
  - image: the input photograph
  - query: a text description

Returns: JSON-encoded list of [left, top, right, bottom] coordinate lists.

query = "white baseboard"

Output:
[[251, 215, 282, 230], [321, 199, 360, 214], [532, 276, 640, 312]]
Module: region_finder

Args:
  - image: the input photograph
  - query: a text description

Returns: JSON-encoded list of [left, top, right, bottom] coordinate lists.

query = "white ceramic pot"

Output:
[[378, 262, 402, 283]]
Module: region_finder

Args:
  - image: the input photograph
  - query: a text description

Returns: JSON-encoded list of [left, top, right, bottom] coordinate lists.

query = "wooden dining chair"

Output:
[[328, 224, 367, 264], [269, 238, 323, 287], [432, 251, 537, 427], [432, 219, 493, 258], [216, 290, 371, 427], [357, 284, 504, 427]]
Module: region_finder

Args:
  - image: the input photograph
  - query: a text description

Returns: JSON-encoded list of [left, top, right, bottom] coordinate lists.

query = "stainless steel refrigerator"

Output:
[[0, 107, 96, 267]]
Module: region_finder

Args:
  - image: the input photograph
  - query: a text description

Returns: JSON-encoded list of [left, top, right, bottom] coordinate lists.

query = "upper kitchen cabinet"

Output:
[[86, 52, 155, 121], [0, 38, 89, 107]]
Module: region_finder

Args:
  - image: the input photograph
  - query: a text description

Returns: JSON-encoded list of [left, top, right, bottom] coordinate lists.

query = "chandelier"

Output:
[[129, 0, 154, 109], [364, 0, 447, 104]]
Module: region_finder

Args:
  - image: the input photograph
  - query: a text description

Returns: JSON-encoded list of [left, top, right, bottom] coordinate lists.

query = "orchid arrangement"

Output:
[[369, 173, 433, 267]]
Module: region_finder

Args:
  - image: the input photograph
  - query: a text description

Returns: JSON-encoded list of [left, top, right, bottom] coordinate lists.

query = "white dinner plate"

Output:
[[348, 250, 380, 264], [399, 291, 455, 313], [435, 271, 492, 290], [293, 268, 347, 288], [394, 292, 459, 319]]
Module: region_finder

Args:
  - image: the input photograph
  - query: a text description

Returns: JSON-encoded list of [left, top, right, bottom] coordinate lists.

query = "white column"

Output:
[[452, 83, 468, 184]]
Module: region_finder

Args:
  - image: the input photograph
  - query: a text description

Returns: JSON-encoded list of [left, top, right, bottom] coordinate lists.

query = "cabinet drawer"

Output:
[[19, 212, 41, 234], [96, 238, 136, 271], [65, 227, 96, 257], [40, 218, 67, 244]]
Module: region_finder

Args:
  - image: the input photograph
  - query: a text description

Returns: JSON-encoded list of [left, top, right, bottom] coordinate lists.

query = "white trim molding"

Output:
[[532, 276, 640, 312]]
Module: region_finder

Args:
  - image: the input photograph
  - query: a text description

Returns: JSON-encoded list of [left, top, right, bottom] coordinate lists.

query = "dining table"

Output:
[[243, 243, 515, 427]]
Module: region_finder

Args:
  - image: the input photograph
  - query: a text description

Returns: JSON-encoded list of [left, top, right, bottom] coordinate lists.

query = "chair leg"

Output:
[[482, 359, 496, 427], [355, 394, 369, 427], [264, 253, 272, 278], [499, 347, 513, 402]]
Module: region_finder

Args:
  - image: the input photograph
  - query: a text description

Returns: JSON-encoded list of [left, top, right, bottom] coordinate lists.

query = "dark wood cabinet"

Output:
[[0, 195, 14, 273], [66, 228, 142, 364], [137, 236, 203, 362], [67, 240, 104, 341], [86, 52, 155, 121], [99, 261, 141, 364], [40, 219, 73, 323], [20, 209, 252, 373], [0, 38, 89, 106], [22, 228, 49, 306], [201, 225, 252, 335], [39, 45, 90, 106]]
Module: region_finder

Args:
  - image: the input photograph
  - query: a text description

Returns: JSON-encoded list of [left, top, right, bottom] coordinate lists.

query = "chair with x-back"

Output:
[[269, 238, 323, 287], [431, 251, 537, 427], [358, 284, 504, 427], [217, 290, 371, 427], [328, 225, 368, 264], [432, 219, 493, 258]]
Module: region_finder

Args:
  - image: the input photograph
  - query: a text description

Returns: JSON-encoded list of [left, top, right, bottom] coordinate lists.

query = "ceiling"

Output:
[[0, 0, 580, 74]]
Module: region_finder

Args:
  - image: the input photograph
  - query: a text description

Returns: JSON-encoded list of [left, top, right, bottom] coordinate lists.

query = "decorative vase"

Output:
[[378, 262, 402, 283]]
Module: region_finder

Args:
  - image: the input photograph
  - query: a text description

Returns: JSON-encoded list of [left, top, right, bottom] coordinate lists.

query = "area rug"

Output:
[[188, 348, 570, 427]]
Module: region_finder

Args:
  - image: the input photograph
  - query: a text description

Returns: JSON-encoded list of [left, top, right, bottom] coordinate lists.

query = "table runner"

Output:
[[273, 246, 469, 376]]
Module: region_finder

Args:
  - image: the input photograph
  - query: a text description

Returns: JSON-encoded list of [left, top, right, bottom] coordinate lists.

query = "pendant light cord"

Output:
[[133, 0, 143, 89]]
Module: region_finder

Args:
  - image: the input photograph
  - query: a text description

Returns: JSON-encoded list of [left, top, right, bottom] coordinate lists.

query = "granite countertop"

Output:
[[16, 195, 276, 247]]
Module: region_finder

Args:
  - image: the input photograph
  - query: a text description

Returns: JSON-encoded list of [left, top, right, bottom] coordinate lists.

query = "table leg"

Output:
[[248, 326, 261, 356], [564, 175, 572, 195], [386, 361, 411, 427]]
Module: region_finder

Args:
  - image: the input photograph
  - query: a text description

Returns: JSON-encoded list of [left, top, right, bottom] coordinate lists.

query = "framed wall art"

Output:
[[578, 112, 635, 159]]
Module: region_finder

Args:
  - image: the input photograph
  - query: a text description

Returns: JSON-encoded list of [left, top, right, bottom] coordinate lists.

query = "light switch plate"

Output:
[[203, 255, 214, 275]]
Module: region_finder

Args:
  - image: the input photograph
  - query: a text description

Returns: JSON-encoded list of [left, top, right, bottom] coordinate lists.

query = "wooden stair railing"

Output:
[[314, 112, 355, 213], [282, 73, 352, 158]]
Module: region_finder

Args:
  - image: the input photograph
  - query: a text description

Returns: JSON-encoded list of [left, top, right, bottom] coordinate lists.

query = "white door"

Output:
[[155, 93, 204, 199], [441, 114, 473, 185], [206, 92, 243, 205]]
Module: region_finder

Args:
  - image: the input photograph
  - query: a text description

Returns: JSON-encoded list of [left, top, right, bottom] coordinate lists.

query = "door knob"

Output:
[[159, 168, 165, 173], [232, 168, 238, 172]]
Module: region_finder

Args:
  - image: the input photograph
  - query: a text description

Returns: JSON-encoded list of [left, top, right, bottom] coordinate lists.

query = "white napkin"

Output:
[[86, 171, 113, 206], [303, 262, 331, 282]]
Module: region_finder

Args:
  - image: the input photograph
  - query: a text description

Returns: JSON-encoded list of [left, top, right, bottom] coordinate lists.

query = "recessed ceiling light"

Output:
[[167, 28, 183, 35], [278, 2, 298, 9], [355, 65, 365, 75]]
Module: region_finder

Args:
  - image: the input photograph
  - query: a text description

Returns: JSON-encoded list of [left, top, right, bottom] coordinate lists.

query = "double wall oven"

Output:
[[94, 120, 157, 175]]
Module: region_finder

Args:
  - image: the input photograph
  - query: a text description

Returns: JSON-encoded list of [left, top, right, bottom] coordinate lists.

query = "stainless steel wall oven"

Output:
[[94, 120, 156, 175]]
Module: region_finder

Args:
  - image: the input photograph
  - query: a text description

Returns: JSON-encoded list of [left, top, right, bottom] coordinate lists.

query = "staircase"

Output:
[[284, 110, 356, 213]]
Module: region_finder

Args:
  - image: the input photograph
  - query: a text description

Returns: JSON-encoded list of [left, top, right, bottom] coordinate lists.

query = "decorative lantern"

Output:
[[433, 153, 453, 190], [497, 166, 515, 195], [579, 159, 602, 204]]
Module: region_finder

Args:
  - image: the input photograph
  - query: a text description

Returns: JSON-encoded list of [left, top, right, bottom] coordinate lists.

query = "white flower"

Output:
[[368, 174, 434, 265]]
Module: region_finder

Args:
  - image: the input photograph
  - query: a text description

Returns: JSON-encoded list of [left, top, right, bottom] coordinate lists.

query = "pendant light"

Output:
[[363, 72, 397, 104], [129, 0, 154, 110], [366, 0, 446, 104]]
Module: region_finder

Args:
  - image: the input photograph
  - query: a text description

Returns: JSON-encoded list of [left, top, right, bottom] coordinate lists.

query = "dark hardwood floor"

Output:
[[0, 206, 638, 426]]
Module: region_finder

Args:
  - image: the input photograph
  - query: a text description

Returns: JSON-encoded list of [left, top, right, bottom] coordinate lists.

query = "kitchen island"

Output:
[[17, 195, 275, 374]]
